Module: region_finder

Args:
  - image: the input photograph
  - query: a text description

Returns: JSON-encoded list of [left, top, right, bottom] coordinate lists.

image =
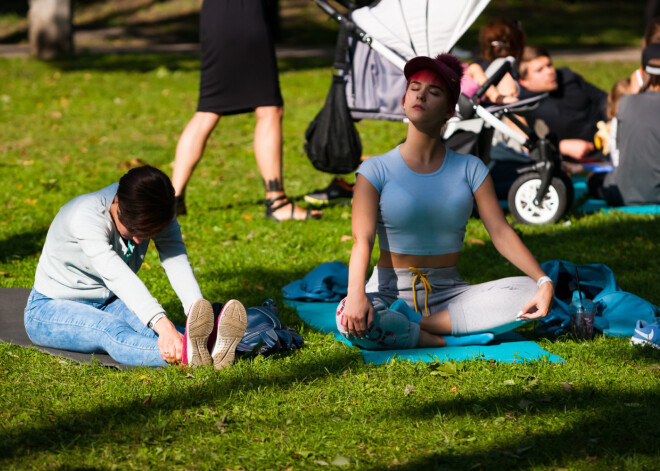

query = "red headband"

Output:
[[409, 69, 445, 88]]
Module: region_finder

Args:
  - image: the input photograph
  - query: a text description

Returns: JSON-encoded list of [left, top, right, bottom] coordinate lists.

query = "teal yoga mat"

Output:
[[498, 177, 659, 214], [572, 177, 660, 214], [286, 300, 564, 365]]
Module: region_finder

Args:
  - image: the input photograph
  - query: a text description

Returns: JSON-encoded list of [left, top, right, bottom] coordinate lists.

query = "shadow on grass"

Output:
[[76, 11, 201, 45], [460, 216, 660, 303], [1, 364, 658, 468], [52, 52, 200, 73], [0, 345, 361, 461], [374, 388, 659, 469], [0, 0, 169, 45], [0, 229, 48, 264], [48, 51, 331, 74], [158, 264, 315, 331]]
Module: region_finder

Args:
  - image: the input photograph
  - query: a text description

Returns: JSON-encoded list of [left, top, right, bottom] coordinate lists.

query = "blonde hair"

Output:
[[607, 78, 631, 119]]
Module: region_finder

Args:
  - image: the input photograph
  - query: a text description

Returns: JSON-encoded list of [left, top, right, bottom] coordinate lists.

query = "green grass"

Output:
[[1, 52, 659, 470]]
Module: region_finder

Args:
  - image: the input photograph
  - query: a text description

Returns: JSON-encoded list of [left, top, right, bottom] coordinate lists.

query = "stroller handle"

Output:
[[313, 0, 351, 23], [471, 57, 517, 104], [312, 0, 407, 70]]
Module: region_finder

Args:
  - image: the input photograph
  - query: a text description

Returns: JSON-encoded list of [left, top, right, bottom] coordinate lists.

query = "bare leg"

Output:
[[254, 106, 321, 220], [172, 111, 221, 197], [417, 330, 447, 347], [419, 308, 494, 347], [416, 309, 450, 347], [419, 308, 452, 335]]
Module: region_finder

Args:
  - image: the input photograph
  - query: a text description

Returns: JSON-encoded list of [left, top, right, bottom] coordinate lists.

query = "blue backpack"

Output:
[[212, 299, 304, 356], [538, 260, 659, 337]]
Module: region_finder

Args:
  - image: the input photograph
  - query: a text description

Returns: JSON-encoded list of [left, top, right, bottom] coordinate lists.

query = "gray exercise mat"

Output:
[[0, 288, 132, 369]]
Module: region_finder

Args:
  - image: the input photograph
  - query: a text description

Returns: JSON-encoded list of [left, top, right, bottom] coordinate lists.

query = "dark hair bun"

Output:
[[435, 53, 464, 82]]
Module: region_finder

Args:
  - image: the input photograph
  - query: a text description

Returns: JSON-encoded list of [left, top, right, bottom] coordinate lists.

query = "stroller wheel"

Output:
[[508, 172, 569, 225]]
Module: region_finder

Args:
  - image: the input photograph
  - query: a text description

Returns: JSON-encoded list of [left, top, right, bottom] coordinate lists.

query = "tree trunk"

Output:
[[28, 0, 73, 60]]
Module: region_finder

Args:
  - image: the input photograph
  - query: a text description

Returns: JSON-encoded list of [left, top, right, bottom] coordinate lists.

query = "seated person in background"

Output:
[[465, 18, 526, 104], [518, 46, 607, 162], [594, 77, 630, 164], [588, 44, 660, 206], [629, 17, 660, 94]]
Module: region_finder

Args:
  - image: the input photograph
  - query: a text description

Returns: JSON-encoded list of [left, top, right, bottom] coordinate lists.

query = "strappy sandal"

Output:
[[264, 195, 315, 222], [175, 195, 187, 216]]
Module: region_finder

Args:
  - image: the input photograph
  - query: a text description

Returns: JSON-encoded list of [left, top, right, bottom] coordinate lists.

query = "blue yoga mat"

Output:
[[286, 300, 564, 365]]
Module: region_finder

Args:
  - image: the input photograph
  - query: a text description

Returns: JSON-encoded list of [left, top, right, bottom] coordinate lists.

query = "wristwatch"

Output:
[[147, 313, 166, 329]]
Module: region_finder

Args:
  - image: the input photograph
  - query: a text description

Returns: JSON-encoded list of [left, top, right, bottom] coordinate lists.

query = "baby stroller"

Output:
[[309, 0, 575, 225]]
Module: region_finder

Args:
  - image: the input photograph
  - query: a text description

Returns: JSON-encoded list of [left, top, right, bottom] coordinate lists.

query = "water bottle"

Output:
[[569, 290, 595, 340]]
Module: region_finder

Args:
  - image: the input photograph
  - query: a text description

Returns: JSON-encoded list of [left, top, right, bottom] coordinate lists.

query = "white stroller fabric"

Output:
[[346, 0, 491, 121], [351, 0, 491, 62], [346, 40, 409, 121]]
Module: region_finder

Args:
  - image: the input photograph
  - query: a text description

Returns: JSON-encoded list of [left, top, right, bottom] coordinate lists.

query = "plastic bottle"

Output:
[[569, 290, 595, 340]]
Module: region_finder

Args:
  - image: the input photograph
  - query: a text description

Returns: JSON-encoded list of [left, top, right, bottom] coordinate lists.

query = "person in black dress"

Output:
[[172, 0, 321, 221]]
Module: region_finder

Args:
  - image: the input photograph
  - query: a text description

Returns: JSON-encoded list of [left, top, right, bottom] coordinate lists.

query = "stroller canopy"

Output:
[[352, 0, 491, 62]]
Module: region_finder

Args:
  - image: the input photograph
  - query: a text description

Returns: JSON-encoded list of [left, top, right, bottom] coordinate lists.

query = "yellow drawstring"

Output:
[[409, 267, 432, 317]]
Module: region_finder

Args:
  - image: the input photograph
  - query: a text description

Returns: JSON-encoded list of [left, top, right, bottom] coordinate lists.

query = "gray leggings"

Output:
[[338, 266, 537, 350]]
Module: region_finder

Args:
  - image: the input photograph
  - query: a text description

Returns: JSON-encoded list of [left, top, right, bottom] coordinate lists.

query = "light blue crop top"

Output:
[[356, 146, 489, 255]]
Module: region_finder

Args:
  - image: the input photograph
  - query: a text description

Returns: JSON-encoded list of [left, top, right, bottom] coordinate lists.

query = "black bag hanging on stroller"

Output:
[[304, 21, 362, 175]]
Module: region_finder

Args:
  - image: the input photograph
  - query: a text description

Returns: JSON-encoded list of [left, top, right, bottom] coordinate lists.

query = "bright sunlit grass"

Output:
[[1, 41, 658, 471]]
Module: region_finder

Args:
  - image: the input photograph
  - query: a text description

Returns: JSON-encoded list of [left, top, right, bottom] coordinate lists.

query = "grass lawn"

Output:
[[1, 1, 659, 469], [1, 52, 659, 470]]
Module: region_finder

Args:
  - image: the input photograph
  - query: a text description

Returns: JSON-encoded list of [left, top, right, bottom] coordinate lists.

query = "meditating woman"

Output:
[[24, 165, 247, 367], [336, 54, 554, 350]]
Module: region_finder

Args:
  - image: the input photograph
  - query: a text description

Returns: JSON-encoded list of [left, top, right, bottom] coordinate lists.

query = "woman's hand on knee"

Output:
[[343, 295, 374, 338], [518, 282, 554, 320], [153, 317, 184, 363]]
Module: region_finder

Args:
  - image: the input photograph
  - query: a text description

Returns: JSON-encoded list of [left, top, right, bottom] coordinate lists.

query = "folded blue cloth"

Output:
[[282, 261, 348, 302]]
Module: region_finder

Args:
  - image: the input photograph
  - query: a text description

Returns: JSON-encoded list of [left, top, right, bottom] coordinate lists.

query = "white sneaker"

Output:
[[210, 300, 248, 369], [630, 319, 660, 349], [182, 299, 214, 366]]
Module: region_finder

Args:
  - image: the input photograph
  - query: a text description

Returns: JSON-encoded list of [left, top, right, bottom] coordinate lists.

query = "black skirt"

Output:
[[197, 0, 283, 115]]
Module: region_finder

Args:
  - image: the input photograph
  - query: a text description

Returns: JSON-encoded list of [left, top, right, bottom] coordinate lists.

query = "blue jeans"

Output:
[[24, 289, 184, 367]]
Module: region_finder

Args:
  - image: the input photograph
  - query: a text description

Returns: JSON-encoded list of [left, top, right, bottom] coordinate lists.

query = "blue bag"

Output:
[[539, 260, 659, 337], [281, 261, 348, 302], [214, 299, 304, 356]]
